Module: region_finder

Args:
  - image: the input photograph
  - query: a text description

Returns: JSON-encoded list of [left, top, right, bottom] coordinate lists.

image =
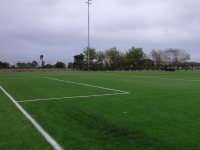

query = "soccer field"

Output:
[[0, 71, 200, 150]]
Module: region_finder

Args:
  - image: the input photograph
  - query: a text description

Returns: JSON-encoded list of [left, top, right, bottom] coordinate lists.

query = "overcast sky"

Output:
[[0, 0, 200, 65]]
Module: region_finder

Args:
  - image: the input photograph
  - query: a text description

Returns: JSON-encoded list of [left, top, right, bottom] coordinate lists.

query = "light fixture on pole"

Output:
[[85, 0, 92, 71]]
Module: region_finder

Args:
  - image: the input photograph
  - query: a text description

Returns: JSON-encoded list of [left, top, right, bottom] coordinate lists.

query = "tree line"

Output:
[[0, 55, 67, 69], [0, 48, 196, 70], [149, 48, 190, 67], [0, 61, 10, 68], [73, 47, 191, 71], [14, 61, 66, 69]]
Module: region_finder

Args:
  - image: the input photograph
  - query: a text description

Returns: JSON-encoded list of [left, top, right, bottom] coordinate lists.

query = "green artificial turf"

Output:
[[0, 86, 53, 150], [0, 71, 200, 150]]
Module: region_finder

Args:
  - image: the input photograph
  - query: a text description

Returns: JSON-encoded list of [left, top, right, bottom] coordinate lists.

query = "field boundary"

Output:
[[0, 86, 63, 150]]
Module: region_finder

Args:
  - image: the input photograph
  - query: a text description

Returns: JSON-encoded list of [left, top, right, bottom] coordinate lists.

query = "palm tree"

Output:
[[40, 55, 44, 67]]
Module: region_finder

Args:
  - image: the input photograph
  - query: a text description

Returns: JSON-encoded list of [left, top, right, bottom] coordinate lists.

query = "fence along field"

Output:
[[0, 71, 200, 150]]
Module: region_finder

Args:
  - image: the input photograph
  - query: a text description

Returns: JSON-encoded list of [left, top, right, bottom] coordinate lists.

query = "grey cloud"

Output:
[[0, 0, 200, 65]]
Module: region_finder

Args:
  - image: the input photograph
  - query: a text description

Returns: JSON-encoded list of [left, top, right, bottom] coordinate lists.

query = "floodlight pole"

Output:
[[85, 0, 92, 71]]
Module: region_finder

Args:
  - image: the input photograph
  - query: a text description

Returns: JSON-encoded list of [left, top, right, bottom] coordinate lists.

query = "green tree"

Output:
[[105, 47, 122, 70], [44, 64, 53, 68], [150, 49, 163, 67], [96, 51, 106, 70], [83, 47, 97, 62], [83, 47, 97, 70], [164, 48, 190, 66], [40, 55, 44, 67], [96, 51, 106, 63], [16, 62, 26, 68], [125, 47, 145, 68], [150, 48, 190, 67], [73, 53, 84, 70], [144, 59, 154, 68], [0, 61, 10, 68], [55, 62, 66, 68], [31, 61, 38, 67], [68, 62, 73, 68], [105, 47, 121, 63]]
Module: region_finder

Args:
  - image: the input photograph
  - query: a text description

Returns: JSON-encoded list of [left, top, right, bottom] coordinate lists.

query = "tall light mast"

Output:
[[85, 0, 92, 71]]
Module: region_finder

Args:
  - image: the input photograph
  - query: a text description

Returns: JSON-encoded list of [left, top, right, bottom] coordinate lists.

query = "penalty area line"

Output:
[[16, 92, 129, 103], [47, 77, 128, 93], [0, 86, 63, 150]]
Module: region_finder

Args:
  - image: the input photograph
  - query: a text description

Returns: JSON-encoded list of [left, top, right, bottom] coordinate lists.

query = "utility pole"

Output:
[[85, 0, 92, 71]]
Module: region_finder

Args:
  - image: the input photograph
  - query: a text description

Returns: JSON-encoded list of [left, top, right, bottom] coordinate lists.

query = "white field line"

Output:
[[0, 86, 63, 150], [17, 92, 128, 103], [101, 74, 177, 79], [17, 77, 129, 103], [47, 77, 128, 93], [0, 77, 46, 80], [100, 74, 200, 82], [130, 76, 200, 82]]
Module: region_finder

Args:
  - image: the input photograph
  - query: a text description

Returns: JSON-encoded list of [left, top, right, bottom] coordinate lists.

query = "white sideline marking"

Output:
[[17, 92, 129, 103], [0, 86, 63, 150], [101, 74, 200, 82], [130, 76, 200, 82], [47, 77, 128, 93]]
